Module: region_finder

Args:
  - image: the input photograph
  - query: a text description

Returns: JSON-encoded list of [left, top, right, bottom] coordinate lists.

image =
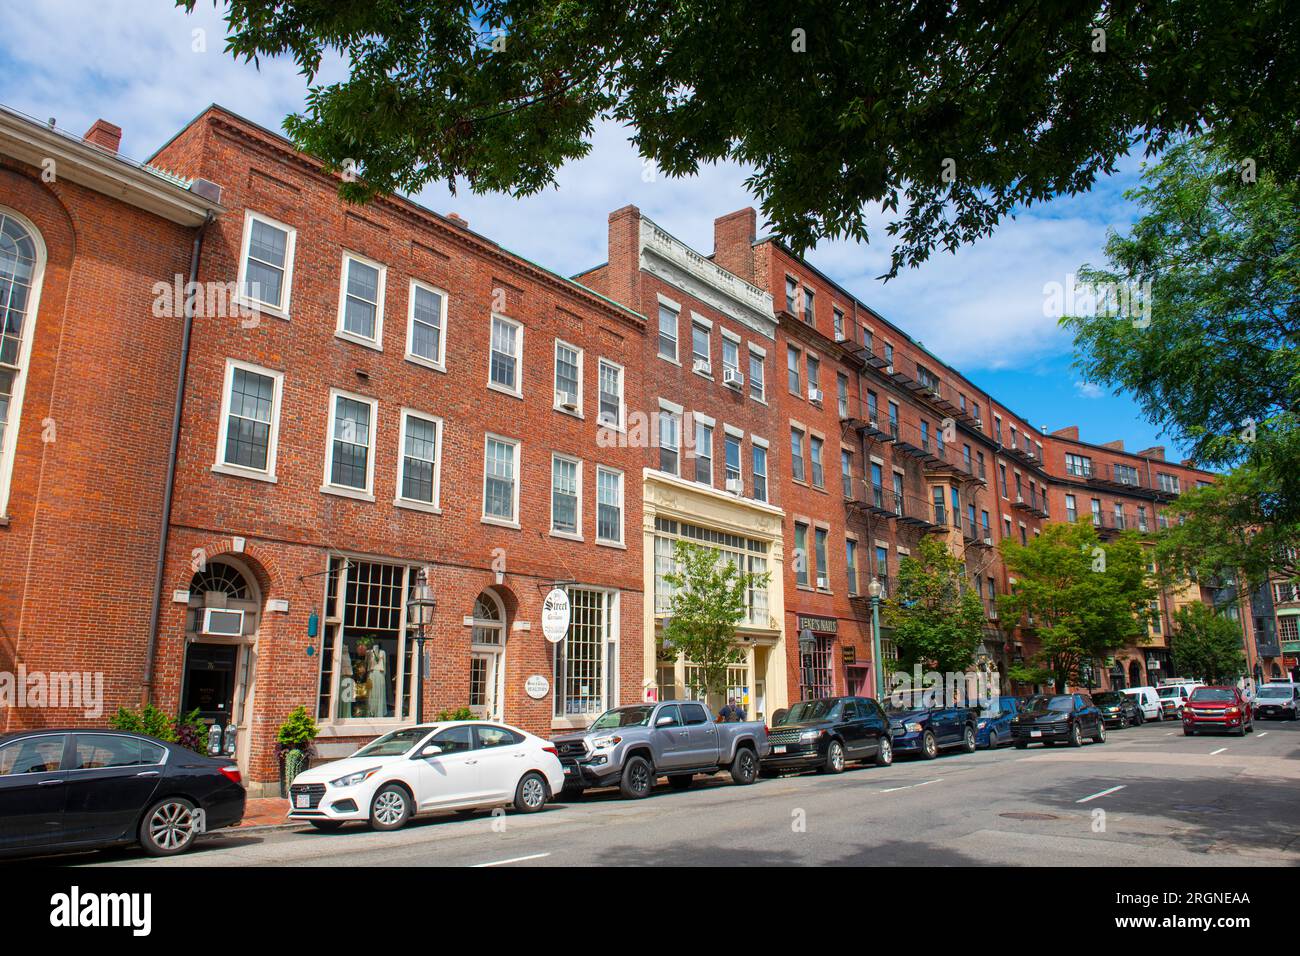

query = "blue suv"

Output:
[[975, 696, 1022, 748]]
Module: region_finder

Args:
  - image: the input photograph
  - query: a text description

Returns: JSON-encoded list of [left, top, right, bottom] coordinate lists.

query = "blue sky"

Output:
[[0, 0, 1190, 461]]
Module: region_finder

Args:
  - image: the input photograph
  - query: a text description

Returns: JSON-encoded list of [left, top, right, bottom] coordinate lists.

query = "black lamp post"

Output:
[[406, 568, 436, 724]]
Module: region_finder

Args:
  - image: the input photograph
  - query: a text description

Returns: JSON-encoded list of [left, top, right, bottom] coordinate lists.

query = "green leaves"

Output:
[[1169, 602, 1247, 682], [880, 537, 985, 673], [183, 0, 1300, 275]]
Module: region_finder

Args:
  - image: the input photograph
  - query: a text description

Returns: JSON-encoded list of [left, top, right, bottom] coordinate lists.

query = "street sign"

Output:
[[542, 588, 570, 643]]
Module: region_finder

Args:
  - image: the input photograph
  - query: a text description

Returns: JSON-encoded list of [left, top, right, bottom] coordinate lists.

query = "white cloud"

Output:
[[1074, 380, 1107, 399]]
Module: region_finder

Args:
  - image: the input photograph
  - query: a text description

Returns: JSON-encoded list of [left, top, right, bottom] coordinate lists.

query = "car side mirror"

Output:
[[655, 716, 675, 727], [419, 745, 442, 758]]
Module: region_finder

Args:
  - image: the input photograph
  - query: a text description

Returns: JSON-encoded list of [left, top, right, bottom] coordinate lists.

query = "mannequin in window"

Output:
[[367, 642, 389, 718]]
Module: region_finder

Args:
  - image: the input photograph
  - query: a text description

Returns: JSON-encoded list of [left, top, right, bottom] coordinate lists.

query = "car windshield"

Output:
[[1190, 688, 1236, 702], [352, 728, 431, 757], [589, 706, 655, 730], [1024, 695, 1074, 713], [1258, 686, 1294, 698], [1091, 693, 1124, 705], [778, 699, 839, 724], [1157, 687, 1182, 698]]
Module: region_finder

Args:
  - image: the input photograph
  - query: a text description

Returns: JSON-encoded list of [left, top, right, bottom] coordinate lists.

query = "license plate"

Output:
[[773, 745, 787, 754], [1030, 730, 1042, 738], [295, 794, 309, 808], [563, 766, 572, 774]]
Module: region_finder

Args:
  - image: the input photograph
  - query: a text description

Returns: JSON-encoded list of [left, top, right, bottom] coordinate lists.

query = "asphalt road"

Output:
[[56, 718, 1300, 867]]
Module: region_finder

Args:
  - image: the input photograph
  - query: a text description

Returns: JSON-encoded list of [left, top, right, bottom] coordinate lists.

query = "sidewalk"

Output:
[[238, 797, 295, 829]]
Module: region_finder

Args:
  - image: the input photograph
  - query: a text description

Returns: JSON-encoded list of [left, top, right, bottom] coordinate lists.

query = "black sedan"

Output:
[[762, 696, 893, 774], [1090, 691, 1144, 728], [1011, 694, 1107, 748], [0, 729, 245, 859]]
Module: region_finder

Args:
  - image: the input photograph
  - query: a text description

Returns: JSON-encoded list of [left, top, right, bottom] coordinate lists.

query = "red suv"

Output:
[[1182, 685, 1254, 736]]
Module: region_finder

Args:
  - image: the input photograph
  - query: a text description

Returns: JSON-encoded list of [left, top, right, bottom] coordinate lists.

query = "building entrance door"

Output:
[[182, 643, 238, 727], [470, 652, 501, 720]]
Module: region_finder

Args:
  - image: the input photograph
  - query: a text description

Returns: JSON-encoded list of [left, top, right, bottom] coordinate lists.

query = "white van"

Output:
[[1156, 682, 1203, 717], [1122, 686, 1163, 721]]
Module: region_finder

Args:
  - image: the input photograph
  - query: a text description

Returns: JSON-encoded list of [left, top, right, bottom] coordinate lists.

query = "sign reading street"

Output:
[[542, 588, 571, 643]]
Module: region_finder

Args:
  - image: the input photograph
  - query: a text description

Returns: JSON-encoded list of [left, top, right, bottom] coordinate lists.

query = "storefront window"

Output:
[[801, 636, 834, 699], [553, 589, 616, 718]]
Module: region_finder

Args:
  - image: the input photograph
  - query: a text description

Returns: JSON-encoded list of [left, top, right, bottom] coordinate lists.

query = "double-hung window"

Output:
[[406, 280, 447, 369], [810, 435, 825, 488], [749, 348, 766, 401], [554, 340, 583, 414], [841, 449, 853, 498], [237, 210, 295, 316], [790, 427, 806, 482], [324, 390, 377, 497], [814, 528, 829, 587], [658, 303, 679, 360], [396, 409, 442, 509], [551, 454, 581, 537], [488, 314, 523, 396], [722, 335, 741, 384], [483, 434, 521, 524], [691, 321, 711, 372], [694, 418, 714, 484], [659, 407, 681, 475], [596, 467, 624, 545], [787, 346, 801, 393], [215, 359, 282, 480], [336, 252, 385, 347], [751, 441, 769, 502], [598, 359, 624, 429], [724, 432, 742, 490], [794, 523, 810, 587], [846, 539, 859, 595]]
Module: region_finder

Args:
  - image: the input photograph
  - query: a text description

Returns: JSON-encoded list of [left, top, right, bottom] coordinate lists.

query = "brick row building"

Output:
[[0, 102, 1251, 793]]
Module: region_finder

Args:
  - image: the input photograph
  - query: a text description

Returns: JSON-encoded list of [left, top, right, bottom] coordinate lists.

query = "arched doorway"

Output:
[[182, 558, 261, 775], [469, 591, 507, 719], [1110, 663, 1126, 690], [1128, 660, 1143, 688]]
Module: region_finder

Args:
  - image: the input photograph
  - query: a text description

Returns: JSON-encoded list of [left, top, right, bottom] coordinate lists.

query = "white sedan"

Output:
[[287, 721, 564, 832]]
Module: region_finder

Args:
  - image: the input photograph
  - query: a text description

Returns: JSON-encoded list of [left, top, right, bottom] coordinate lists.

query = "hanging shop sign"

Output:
[[542, 588, 571, 643]]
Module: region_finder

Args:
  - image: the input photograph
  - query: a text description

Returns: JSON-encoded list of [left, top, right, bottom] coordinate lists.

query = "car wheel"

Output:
[[730, 746, 758, 785], [1093, 723, 1107, 744], [920, 730, 938, 760], [1118, 713, 1129, 729], [369, 784, 413, 831], [309, 820, 344, 832], [668, 774, 694, 791], [1069, 723, 1083, 747], [821, 739, 846, 774], [513, 771, 549, 813], [1234, 723, 1247, 737], [987, 730, 998, 749], [1136, 711, 1145, 725], [139, 797, 201, 857], [961, 726, 976, 753], [620, 755, 654, 799], [1183, 728, 1194, 736], [875, 737, 893, 767]]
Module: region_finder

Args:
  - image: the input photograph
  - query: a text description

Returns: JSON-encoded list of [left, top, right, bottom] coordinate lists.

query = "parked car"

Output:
[[0, 729, 245, 858], [1121, 686, 1163, 722], [287, 721, 564, 831], [975, 696, 1022, 749], [1182, 686, 1254, 736], [1254, 682, 1300, 720], [1011, 694, 1107, 748], [762, 696, 893, 774], [551, 701, 768, 799], [1157, 682, 1203, 718], [1090, 691, 1144, 728], [884, 694, 977, 759]]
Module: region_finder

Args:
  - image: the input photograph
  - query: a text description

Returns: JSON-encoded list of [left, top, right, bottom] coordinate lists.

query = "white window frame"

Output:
[[321, 388, 378, 501], [487, 313, 524, 398], [212, 358, 284, 483], [691, 318, 712, 375], [334, 250, 387, 350], [595, 465, 625, 547], [550, 452, 583, 540], [394, 407, 443, 513], [748, 345, 767, 403], [553, 339, 584, 417], [0, 207, 45, 518], [597, 357, 625, 431], [405, 278, 448, 371], [657, 297, 680, 363], [482, 433, 522, 527], [235, 209, 296, 319], [751, 436, 769, 503]]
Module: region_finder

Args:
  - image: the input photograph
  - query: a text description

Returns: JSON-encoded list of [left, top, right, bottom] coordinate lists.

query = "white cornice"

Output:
[[0, 108, 221, 226], [639, 217, 776, 340]]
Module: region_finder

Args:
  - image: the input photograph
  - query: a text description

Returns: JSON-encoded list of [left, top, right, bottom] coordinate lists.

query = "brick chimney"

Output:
[[1137, 445, 1165, 460], [713, 208, 757, 282], [1101, 439, 1125, 451], [446, 212, 469, 229], [83, 119, 122, 154], [1051, 425, 1079, 440], [604, 205, 643, 312]]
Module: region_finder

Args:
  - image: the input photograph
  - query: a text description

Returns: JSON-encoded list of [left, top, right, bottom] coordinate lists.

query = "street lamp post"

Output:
[[868, 577, 884, 700], [406, 568, 436, 725]]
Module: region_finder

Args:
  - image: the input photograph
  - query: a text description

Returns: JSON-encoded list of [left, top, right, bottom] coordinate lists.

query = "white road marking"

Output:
[[879, 778, 942, 793], [1209, 748, 1227, 756], [1076, 785, 1126, 803], [471, 852, 551, 868], [1257, 732, 1268, 738], [1165, 732, 1176, 736]]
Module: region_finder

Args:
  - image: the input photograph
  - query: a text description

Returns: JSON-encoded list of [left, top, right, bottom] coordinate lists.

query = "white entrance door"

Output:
[[469, 591, 507, 720], [470, 652, 501, 719]]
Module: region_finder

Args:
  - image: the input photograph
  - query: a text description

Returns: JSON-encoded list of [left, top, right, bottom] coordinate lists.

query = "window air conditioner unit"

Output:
[[692, 359, 712, 375], [202, 607, 245, 637], [834, 332, 848, 343], [556, 391, 579, 412], [988, 609, 999, 620], [885, 365, 894, 375], [725, 477, 744, 494], [983, 537, 993, 546], [1016, 494, 1025, 504], [723, 368, 744, 389], [808, 386, 823, 403], [816, 575, 829, 589]]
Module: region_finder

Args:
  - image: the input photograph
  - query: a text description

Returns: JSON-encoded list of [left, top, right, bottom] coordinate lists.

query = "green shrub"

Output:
[[175, 708, 210, 755], [434, 706, 476, 721], [275, 705, 319, 755], [109, 704, 177, 742]]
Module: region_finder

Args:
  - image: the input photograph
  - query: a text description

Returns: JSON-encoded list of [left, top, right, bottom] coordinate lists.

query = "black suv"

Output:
[[1011, 694, 1107, 748], [762, 696, 893, 775], [1090, 691, 1144, 728]]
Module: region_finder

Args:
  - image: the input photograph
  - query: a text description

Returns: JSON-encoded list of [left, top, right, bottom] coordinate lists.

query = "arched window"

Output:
[[469, 590, 506, 718], [0, 210, 45, 517]]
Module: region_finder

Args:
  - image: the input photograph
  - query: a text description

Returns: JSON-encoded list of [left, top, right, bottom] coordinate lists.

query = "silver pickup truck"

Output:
[[552, 700, 770, 799]]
